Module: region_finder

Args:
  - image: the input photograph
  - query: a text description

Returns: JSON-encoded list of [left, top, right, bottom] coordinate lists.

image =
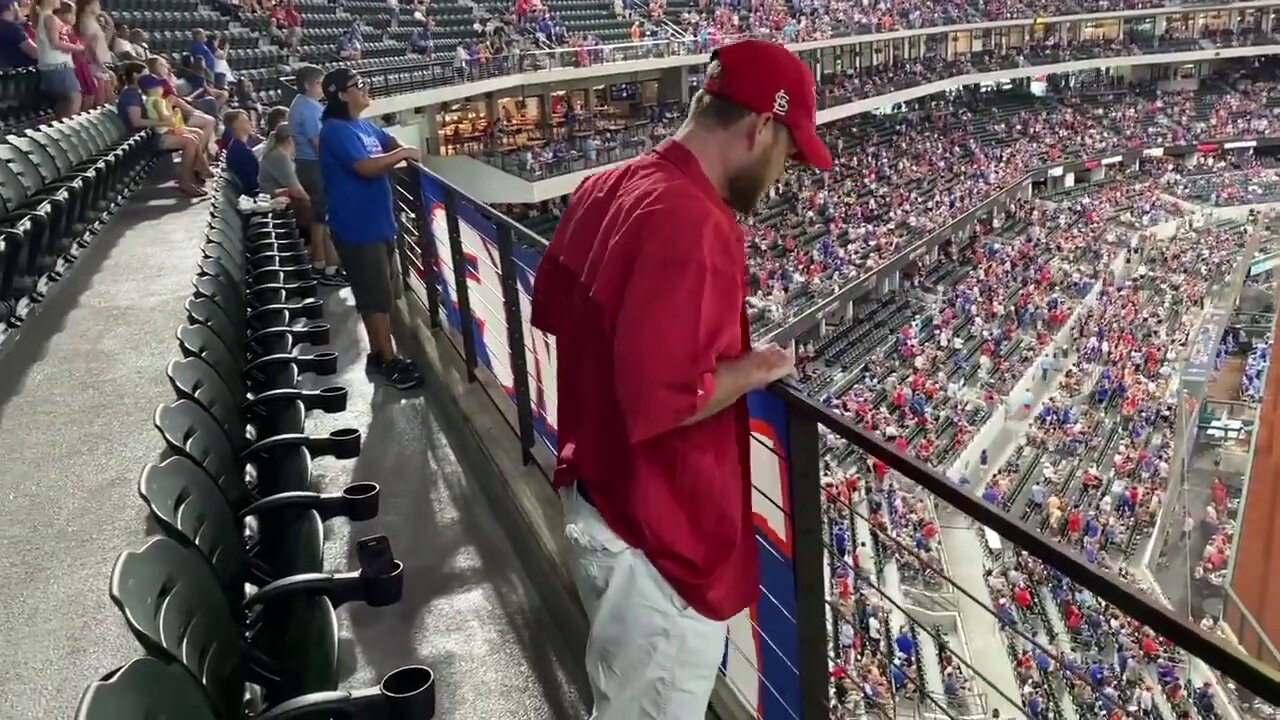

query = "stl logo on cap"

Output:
[[772, 90, 789, 117]]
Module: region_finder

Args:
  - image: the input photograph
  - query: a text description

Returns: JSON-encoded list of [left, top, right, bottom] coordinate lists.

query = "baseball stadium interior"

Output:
[[8, 0, 1280, 718]]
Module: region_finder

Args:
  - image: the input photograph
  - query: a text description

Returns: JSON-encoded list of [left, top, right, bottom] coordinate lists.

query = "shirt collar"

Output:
[[653, 138, 734, 221]]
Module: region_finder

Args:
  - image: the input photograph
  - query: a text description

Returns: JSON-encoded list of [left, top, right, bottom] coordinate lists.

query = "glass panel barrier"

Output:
[[391, 162, 1280, 718]]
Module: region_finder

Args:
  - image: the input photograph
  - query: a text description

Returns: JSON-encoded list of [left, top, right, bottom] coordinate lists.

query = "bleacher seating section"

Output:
[[72, 174, 438, 717], [0, 103, 154, 329]]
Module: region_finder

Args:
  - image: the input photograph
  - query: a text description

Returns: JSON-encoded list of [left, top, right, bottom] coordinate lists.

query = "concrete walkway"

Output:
[[0, 182, 209, 718]]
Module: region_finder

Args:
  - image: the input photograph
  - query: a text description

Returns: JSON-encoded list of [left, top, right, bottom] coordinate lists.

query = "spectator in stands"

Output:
[[224, 108, 259, 194], [188, 28, 215, 74], [528, 39, 827, 718], [107, 20, 140, 59], [178, 53, 228, 110], [52, 2, 92, 110], [289, 64, 345, 286], [232, 76, 259, 125], [318, 67, 423, 389], [32, 0, 82, 118], [0, 0, 36, 69], [335, 27, 360, 61], [258, 123, 321, 236], [145, 55, 215, 152], [117, 64, 206, 196], [258, 104, 286, 150], [74, 0, 112, 104], [208, 33, 233, 89], [268, 0, 300, 50]]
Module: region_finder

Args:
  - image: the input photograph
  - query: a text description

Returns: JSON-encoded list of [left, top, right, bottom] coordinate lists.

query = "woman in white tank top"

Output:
[[33, 0, 83, 117]]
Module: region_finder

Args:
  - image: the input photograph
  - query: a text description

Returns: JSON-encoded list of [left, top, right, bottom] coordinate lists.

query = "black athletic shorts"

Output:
[[333, 237, 399, 314]]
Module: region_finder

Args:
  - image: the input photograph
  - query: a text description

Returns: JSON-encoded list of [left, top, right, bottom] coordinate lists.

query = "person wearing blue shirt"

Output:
[[224, 109, 260, 195], [189, 28, 216, 70], [894, 630, 914, 658], [288, 64, 345, 286], [319, 67, 423, 390], [0, 0, 36, 69]]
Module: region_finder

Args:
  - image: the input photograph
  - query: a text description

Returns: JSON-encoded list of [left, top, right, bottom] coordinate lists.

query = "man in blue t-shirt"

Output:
[[319, 66, 422, 390]]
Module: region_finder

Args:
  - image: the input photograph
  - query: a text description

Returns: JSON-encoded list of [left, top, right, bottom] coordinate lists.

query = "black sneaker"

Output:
[[317, 268, 350, 287], [367, 354, 423, 390]]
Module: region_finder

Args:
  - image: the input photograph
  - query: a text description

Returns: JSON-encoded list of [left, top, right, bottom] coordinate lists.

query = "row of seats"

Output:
[[0, 108, 155, 331], [73, 176, 437, 718]]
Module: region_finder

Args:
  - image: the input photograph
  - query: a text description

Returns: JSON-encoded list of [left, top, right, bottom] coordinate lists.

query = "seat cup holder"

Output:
[[285, 280, 318, 299], [342, 482, 380, 521], [363, 560, 404, 607], [381, 665, 436, 718], [316, 385, 348, 413], [290, 297, 325, 320], [305, 351, 340, 376], [325, 428, 363, 459], [301, 323, 332, 346]]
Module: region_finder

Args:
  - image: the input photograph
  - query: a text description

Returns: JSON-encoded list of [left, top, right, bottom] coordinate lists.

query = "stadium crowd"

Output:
[[973, 211, 1247, 719], [810, 144, 1266, 716]]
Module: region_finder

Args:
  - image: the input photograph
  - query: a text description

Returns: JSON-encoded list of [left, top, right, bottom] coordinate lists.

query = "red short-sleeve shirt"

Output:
[[531, 139, 755, 621]]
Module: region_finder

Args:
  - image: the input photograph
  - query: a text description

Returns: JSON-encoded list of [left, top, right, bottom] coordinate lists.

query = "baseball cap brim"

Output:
[[790, 121, 833, 171]]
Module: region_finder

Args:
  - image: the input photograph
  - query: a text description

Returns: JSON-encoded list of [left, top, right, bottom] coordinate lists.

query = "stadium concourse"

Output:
[[2, 0, 1280, 715]]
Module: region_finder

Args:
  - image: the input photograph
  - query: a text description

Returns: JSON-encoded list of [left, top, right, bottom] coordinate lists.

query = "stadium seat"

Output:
[[78, 172, 436, 719], [75, 657, 218, 720], [0, 108, 152, 324]]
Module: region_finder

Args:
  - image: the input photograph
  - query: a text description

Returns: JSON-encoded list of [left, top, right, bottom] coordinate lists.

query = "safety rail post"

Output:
[[408, 168, 442, 327], [495, 223, 537, 464], [442, 185, 479, 382], [784, 399, 835, 719]]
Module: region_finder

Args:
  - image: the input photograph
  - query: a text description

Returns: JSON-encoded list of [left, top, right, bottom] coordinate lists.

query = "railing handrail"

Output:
[[769, 378, 1280, 705]]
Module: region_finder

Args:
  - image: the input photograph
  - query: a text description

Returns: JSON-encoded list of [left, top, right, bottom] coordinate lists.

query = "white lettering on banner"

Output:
[[1101, 155, 1123, 165], [1224, 140, 1258, 149], [1143, 147, 1165, 157], [1047, 166, 1064, 177], [773, 90, 790, 116]]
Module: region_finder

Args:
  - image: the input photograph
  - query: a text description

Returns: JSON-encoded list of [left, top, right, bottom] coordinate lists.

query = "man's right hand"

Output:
[[741, 343, 795, 389], [398, 145, 422, 162]]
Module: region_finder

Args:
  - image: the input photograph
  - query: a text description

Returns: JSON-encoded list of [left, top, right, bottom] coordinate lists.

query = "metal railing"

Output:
[[390, 158, 1280, 718]]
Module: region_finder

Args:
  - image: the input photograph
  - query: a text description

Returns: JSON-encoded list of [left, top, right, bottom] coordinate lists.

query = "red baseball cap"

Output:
[[702, 39, 832, 171]]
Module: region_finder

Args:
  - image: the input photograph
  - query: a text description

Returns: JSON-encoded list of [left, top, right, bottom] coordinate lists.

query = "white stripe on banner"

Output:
[[1143, 147, 1165, 157], [1224, 140, 1258, 150], [1101, 155, 1123, 165], [1047, 166, 1064, 177]]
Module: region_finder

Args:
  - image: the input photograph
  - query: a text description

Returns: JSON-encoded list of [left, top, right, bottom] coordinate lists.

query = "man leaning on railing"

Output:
[[529, 39, 830, 718]]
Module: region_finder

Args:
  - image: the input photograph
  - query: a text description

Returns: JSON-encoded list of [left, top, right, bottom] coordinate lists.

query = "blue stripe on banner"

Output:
[[418, 169, 802, 720]]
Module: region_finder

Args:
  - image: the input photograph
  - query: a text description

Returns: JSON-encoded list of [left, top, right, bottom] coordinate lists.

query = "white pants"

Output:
[[561, 486, 728, 720]]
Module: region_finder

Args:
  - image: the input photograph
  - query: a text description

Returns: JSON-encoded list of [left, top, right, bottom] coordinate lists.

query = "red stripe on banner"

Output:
[[1197, 143, 1221, 153], [1084, 160, 1099, 169]]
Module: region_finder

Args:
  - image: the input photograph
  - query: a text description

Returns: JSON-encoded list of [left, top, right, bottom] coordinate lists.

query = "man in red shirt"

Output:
[[530, 39, 829, 718]]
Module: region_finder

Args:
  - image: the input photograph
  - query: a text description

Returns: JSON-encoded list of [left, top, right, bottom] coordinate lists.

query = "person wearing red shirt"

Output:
[[530, 39, 830, 718], [1013, 585, 1031, 609]]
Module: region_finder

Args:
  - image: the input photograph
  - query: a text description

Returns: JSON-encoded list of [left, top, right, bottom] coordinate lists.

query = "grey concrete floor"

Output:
[[299, 287, 589, 719], [0, 182, 212, 718]]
